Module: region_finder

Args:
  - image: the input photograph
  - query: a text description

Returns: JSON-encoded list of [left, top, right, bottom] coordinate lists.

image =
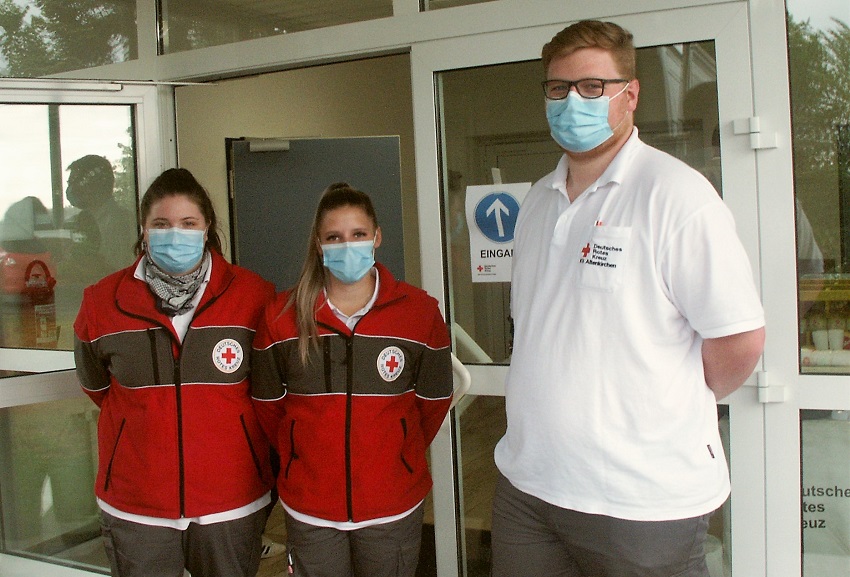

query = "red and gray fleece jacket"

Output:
[[73, 251, 276, 519], [251, 263, 454, 523]]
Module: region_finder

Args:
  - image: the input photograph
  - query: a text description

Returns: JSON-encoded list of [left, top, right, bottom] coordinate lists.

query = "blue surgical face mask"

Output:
[[546, 83, 629, 153], [146, 227, 206, 275], [321, 240, 375, 284]]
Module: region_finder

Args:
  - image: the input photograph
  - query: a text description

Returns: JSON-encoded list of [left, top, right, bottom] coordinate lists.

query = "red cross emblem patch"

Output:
[[377, 346, 405, 382], [212, 338, 243, 374]]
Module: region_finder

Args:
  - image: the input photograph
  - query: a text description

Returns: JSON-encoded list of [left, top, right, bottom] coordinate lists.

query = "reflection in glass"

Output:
[[457, 395, 505, 576], [159, 0, 392, 53], [0, 397, 106, 571], [0, 1, 137, 77], [714, 406, 732, 577], [788, 3, 850, 374], [801, 409, 850, 574], [439, 60, 559, 366], [0, 104, 137, 353], [423, 0, 498, 10]]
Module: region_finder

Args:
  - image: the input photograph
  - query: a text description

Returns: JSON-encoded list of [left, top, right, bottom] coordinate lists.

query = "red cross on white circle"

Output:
[[377, 346, 405, 382], [221, 347, 237, 365], [384, 355, 399, 373], [212, 338, 243, 374]]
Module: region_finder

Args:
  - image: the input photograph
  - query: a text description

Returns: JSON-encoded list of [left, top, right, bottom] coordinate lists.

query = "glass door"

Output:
[[413, 3, 766, 576], [756, 1, 850, 575], [0, 81, 172, 574]]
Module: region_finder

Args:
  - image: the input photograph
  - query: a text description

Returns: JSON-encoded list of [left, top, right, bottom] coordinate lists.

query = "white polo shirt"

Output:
[[494, 128, 764, 521]]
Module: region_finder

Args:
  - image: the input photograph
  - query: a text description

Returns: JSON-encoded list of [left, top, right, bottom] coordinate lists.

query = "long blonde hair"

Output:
[[287, 182, 379, 363]]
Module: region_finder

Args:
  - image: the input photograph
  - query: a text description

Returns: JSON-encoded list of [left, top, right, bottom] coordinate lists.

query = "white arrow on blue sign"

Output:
[[474, 192, 521, 243]]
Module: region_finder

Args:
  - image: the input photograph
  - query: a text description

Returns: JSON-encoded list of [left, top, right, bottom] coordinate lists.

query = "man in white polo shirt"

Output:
[[491, 20, 766, 577]]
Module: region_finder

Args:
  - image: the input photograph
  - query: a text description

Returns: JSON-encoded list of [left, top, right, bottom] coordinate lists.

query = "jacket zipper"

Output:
[[240, 414, 265, 477], [173, 289, 219, 518], [174, 361, 185, 517], [284, 420, 299, 478], [316, 316, 370, 523], [344, 336, 354, 521], [103, 418, 127, 491], [399, 418, 414, 473]]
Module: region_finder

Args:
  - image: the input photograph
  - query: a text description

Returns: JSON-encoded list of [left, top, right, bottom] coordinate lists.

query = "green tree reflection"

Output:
[[787, 14, 850, 269], [0, 0, 136, 77], [788, 16, 850, 170]]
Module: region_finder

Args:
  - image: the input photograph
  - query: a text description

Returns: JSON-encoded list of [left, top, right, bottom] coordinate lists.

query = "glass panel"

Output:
[[159, 0, 392, 54], [0, 103, 137, 359], [715, 406, 731, 577], [457, 395, 504, 577], [423, 0, 498, 10], [801, 409, 850, 574], [0, 397, 105, 572], [438, 41, 724, 576], [787, 1, 850, 375], [0, 1, 137, 78]]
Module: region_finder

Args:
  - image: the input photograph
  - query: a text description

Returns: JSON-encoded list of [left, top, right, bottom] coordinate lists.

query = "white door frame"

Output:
[[0, 81, 174, 575]]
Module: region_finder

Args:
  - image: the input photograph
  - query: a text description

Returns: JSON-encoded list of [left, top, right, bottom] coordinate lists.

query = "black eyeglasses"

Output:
[[542, 78, 629, 100]]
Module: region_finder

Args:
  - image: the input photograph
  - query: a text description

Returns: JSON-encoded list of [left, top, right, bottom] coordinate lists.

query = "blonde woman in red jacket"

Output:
[[251, 182, 453, 577], [74, 168, 275, 577]]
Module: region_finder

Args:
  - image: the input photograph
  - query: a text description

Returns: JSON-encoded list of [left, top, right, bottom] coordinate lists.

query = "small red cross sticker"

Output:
[[221, 347, 237, 364], [385, 355, 399, 373], [581, 243, 591, 258]]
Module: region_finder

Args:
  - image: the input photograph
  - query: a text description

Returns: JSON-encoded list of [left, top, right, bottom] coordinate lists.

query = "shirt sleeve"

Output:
[[661, 200, 765, 339]]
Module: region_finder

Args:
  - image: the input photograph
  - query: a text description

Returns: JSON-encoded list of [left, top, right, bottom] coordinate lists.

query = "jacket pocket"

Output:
[[240, 414, 265, 478], [103, 418, 126, 492], [284, 420, 299, 479], [399, 418, 414, 474]]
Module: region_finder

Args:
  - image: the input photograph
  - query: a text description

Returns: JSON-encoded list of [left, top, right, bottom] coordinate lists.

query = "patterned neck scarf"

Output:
[[143, 251, 211, 316]]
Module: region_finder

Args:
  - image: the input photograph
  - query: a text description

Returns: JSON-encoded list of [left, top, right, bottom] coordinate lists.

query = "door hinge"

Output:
[[733, 117, 778, 150], [756, 371, 785, 403]]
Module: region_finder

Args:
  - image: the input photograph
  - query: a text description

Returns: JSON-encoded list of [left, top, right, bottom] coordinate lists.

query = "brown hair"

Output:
[[541, 20, 636, 79], [133, 168, 223, 256], [288, 182, 379, 363]]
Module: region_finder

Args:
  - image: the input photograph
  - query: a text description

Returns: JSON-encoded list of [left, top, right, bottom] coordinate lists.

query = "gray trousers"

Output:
[[284, 503, 424, 577], [99, 508, 266, 577], [490, 472, 712, 577]]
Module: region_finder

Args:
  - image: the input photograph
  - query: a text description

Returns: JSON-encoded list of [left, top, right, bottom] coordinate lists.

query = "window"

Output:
[[0, 1, 137, 77], [0, 103, 138, 359]]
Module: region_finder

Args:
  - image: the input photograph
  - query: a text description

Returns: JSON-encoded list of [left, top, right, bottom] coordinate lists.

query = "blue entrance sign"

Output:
[[474, 192, 521, 243]]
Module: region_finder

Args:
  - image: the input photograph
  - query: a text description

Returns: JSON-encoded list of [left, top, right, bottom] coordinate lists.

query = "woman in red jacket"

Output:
[[74, 168, 275, 577], [251, 182, 453, 577]]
